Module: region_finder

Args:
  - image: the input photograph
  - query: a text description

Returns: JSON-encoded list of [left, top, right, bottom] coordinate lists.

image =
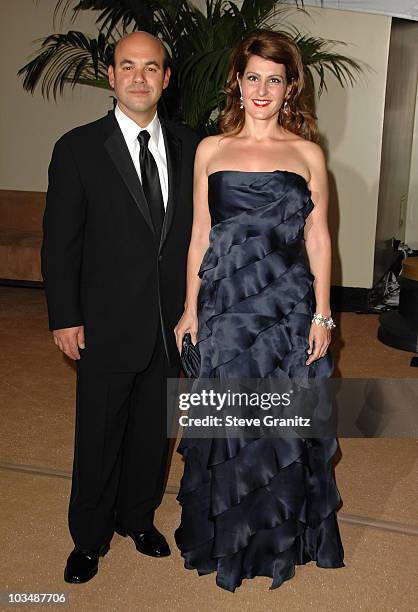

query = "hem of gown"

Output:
[[180, 548, 346, 593]]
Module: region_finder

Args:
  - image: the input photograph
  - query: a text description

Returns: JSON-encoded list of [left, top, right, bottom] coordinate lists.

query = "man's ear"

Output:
[[108, 65, 115, 89], [163, 66, 171, 90]]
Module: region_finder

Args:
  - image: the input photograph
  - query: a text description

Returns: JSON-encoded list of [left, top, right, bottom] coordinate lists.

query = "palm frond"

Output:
[[54, 0, 186, 34], [294, 33, 362, 95], [18, 31, 113, 99]]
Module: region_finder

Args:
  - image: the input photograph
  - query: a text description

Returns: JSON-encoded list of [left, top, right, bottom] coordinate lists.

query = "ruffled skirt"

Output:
[[175, 435, 344, 592]]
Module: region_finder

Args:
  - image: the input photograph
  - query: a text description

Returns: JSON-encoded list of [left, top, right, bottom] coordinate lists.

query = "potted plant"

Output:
[[18, 0, 362, 132]]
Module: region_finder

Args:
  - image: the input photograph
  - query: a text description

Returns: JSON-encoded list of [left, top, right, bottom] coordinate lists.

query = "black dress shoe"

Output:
[[64, 542, 110, 583], [115, 524, 170, 557]]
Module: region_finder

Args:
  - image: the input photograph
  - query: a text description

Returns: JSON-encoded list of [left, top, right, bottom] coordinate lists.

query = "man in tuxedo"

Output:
[[42, 31, 199, 583]]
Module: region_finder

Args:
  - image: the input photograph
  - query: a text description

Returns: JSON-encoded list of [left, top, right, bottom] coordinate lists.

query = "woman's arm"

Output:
[[174, 138, 213, 352], [303, 143, 333, 364]]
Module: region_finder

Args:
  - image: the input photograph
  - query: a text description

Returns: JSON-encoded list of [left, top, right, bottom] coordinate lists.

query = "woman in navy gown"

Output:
[[174, 29, 344, 592]]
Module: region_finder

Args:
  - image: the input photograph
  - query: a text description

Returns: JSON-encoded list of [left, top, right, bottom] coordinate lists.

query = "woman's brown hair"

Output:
[[219, 29, 318, 142]]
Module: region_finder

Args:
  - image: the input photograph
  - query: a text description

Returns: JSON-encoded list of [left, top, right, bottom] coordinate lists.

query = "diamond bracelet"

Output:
[[311, 313, 336, 329]]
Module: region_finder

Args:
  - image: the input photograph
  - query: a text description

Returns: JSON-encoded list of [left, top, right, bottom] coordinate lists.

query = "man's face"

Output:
[[108, 33, 170, 120]]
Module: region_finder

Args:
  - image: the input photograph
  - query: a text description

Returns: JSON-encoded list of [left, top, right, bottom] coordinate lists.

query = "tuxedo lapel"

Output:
[[103, 113, 155, 234], [160, 120, 182, 253]]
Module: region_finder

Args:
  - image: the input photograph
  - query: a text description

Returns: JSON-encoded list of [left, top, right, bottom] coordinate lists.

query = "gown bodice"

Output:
[[207, 169, 312, 224]]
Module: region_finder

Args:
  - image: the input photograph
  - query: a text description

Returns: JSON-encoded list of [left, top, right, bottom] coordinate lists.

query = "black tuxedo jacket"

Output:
[[42, 111, 200, 371]]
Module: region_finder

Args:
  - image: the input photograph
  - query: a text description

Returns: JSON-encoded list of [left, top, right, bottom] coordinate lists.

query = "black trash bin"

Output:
[[378, 256, 418, 353]]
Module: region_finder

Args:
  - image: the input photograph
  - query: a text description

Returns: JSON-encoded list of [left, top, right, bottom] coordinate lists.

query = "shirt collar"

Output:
[[114, 104, 161, 146]]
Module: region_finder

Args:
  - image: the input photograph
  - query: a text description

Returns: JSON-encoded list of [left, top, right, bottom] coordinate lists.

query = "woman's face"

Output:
[[238, 54, 291, 121]]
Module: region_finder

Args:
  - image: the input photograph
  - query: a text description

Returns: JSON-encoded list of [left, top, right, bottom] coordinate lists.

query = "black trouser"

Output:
[[68, 330, 179, 551]]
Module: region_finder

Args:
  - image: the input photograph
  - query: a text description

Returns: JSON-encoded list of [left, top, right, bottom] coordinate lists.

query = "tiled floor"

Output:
[[1, 287, 417, 611]]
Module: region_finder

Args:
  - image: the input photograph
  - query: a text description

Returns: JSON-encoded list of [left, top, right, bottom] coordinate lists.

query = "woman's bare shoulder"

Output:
[[294, 137, 324, 155], [195, 134, 232, 169], [292, 138, 326, 170], [196, 134, 224, 152]]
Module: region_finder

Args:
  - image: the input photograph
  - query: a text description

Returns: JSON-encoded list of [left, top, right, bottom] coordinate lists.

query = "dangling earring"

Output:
[[283, 100, 290, 115], [239, 95, 244, 110]]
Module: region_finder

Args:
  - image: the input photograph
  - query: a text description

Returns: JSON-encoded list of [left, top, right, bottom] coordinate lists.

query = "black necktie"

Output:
[[137, 130, 165, 238]]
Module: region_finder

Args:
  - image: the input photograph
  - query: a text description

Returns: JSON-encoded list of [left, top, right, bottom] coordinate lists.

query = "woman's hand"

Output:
[[174, 310, 198, 354], [306, 322, 331, 365]]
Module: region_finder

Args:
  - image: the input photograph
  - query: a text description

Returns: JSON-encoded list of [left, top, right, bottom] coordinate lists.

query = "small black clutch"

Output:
[[181, 333, 201, 378]]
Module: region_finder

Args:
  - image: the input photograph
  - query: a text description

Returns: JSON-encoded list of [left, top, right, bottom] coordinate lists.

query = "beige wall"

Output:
[[0, 0, 111, 192], [288, 8, 391, 288], [374, 19, 418, 283], [406, 78, 418, 250], [1, 2, 393, 288]]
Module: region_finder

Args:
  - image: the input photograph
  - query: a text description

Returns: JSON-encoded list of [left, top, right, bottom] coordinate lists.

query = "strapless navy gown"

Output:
[[175, 171, 345, 591]]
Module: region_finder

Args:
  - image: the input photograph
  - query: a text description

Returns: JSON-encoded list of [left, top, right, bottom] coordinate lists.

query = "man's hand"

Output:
[[53, 326, 85, 360]]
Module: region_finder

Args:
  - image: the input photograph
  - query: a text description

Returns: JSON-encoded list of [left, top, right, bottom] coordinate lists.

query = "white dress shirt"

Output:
[[114, 104, 169, 209]]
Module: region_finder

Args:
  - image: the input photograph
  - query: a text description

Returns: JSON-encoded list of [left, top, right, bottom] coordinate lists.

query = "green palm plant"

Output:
[[18, 0, 362, 132]]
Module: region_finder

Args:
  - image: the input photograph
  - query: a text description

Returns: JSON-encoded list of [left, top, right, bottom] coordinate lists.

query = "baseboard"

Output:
[[330, 285, 370, 312], [0, 281, 370, 312], [0, 278, 44, 288]]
